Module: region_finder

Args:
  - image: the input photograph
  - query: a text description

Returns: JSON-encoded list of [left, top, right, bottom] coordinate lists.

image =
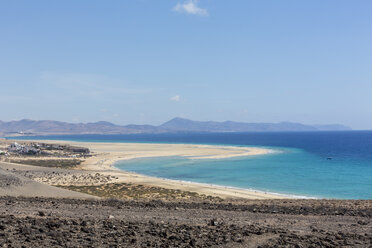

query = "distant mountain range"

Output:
[[0, 117, 352, 136], [159, 118, 352, 132]]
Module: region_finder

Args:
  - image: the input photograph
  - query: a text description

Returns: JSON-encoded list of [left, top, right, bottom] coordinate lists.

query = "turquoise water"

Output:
[[13, 131, 372, 199], [115, 147, 372, 199]]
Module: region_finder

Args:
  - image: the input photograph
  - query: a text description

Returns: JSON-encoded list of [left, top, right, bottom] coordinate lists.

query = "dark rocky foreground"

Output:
[[0, 197, 371, 247]]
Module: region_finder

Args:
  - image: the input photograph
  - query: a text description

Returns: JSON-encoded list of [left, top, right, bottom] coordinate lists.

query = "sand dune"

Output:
[[0, 162, 97, 199]]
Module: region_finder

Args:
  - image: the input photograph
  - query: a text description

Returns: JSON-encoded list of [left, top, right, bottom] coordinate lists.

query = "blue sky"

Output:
[[0, 0, 371, 129]]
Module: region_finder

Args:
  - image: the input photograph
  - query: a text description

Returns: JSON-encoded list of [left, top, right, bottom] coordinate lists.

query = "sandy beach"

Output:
[[61, 141, 274, 168], [7, 140, 283, 199], [1, 140, 371, 247]]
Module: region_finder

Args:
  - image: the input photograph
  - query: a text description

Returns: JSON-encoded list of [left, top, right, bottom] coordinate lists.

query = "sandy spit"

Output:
[[16, 140, 286, 200]]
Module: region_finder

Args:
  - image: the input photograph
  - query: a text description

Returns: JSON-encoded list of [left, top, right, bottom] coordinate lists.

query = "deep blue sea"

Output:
[[11, 131, 372, 199]]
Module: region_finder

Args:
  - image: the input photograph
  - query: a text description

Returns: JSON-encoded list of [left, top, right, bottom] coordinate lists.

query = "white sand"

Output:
[[23, 140, 286, 199]]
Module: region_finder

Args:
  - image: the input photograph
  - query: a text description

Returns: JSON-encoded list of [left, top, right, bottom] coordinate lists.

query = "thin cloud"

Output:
[[170, 95, 181, 102], [173, 0, 208, 16]]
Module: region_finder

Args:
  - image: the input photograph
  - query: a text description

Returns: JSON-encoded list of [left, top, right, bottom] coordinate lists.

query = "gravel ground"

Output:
[[0, 157, 371, 247], [0, 197, 371, 247], [0, 173, 23, 188]]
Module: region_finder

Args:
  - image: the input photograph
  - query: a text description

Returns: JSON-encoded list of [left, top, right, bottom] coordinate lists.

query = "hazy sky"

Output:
[[1, 1, 371, 129]]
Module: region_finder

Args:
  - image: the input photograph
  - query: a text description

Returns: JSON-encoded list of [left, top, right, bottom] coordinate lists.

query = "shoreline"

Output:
[[112, 157, 314, 200], [8, 139, 289, 199], [0, 139, 370, 246]]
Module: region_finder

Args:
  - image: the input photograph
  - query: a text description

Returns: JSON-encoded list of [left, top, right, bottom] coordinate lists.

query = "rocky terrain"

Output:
[[0, 140, 371, 247], [0, 158, 370, 247], [0, 197, 371, 247], [2, 164, 119, 186]]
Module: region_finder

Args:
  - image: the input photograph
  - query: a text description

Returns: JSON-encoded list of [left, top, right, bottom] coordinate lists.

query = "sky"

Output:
[[0, 0, 371, 129]]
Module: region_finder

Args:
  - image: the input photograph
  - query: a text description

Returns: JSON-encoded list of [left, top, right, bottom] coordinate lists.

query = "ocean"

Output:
[[12, 131, 372, 199]]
